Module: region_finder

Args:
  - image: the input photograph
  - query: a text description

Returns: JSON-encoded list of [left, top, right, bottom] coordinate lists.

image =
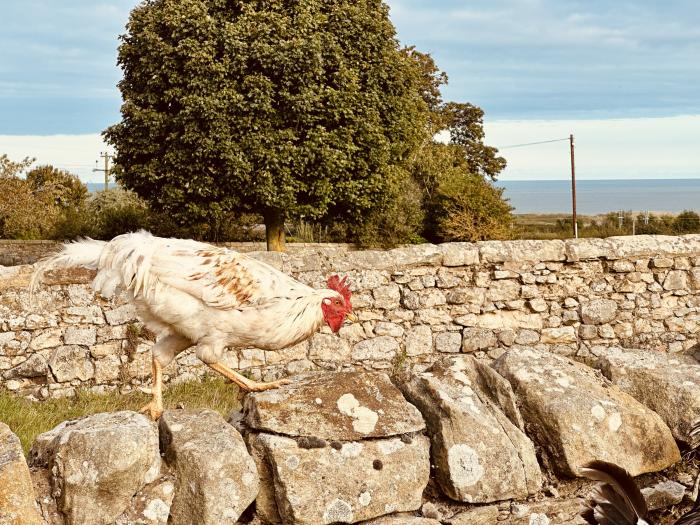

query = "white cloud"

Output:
[[1, 134, 111, 183], [3, 114, 699, 185]]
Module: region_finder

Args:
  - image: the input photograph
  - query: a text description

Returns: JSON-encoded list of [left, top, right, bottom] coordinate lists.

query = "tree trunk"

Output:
[[264, 209, 286, 252]]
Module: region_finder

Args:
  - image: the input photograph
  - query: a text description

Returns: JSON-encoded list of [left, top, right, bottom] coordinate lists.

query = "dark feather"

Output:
[[579, 460, 652, 525], [676, 481, 700, 525], [689, 419, 700, 450]]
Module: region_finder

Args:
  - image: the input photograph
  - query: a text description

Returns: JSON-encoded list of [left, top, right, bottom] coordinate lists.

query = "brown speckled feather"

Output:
[[145, 242, 312, 311]]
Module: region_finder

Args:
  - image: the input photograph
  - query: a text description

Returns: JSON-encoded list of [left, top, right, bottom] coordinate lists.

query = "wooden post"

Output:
[[93, 152, 112, 191], [569, 134, 577, 238]]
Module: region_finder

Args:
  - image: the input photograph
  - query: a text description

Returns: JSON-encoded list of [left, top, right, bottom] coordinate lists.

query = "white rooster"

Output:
[[31, 231, 356, 419]]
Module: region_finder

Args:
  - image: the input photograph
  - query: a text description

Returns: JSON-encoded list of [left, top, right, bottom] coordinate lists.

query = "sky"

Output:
[[1, 0, 699, 182]]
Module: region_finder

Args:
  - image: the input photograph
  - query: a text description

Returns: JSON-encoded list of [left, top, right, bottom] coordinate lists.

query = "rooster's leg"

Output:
[[208, 361, 291, 392], [139, 357, 164, 420]]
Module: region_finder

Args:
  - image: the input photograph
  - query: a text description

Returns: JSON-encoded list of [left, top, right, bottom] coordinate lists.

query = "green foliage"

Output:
[[0, 154, 34, 179], [674, 210, 700, 233], [26, 165, 89, 209], [442, 102, 507, 181], [87, 188, 151, 239], [352, 170, 426, 247], [433, 172, 514, 242], [105, 0, 428, 250], [514, 210, 700, 240], [0, 156, 62, 240]]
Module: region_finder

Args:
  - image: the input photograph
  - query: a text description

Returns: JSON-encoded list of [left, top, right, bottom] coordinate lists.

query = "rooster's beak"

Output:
[[346, 312, 359, 324]]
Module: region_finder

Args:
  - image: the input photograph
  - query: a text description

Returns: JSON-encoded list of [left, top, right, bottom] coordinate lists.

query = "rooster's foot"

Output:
[[242, 378, 293, 392], [139, 400, 164, 421]]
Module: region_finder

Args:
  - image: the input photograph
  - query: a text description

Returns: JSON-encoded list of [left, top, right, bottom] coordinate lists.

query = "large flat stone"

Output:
[[594, 347, 700, 444], [159, 410, 259, 525], [478, 240, 566, 263], [29, 411, 160, 525], [0, 423, 43, 525], [492, 347, 680, 477], [396, 356, 542, 503], [244, 372, 425, 440], [249, 432, 430, 525]]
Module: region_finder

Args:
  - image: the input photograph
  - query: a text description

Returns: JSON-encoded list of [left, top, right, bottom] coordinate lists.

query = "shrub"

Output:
[[88, 188, 151, 239], [435, 173, 514, 242]]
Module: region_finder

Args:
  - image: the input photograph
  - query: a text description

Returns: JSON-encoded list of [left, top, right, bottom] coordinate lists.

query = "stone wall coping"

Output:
[[4, 234, 700, 289]]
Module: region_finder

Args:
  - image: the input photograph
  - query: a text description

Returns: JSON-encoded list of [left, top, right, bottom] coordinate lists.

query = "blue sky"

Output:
[[1, 0, 699, 181]]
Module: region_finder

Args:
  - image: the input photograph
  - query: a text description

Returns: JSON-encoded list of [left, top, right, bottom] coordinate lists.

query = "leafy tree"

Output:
[[443, 102, 507, 181], [105, 0, 427, 251], [26, 165, 89, 209], [0, 154, 34, 179], [435, 172, 513, 241], [0, 155, 60, 239], [88, 188, 151, 240], [674, 210, 700, 233]]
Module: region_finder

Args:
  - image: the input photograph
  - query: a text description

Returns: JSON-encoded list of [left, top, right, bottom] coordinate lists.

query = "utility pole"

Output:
[[93, 152, 113, 191], [569, 134, 577, 238]]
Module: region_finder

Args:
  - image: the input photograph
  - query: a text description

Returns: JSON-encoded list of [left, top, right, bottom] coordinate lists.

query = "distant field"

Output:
[[512, 210, 696, 240]]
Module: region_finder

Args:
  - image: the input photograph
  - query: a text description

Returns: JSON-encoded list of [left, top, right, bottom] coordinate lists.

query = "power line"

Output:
[[498, 137, 570, 149]]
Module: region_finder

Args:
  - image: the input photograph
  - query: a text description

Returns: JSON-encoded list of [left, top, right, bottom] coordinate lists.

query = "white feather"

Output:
[[30, 231, 345, 357]]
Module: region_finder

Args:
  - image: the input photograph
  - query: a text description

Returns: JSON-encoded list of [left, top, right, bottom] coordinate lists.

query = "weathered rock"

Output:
[[396, 356, 542, 503], [47, 345, 95, 382], [373, 285, 401, 309], [30, 467, 63, 525], [440, 242, 480, 267], [580, 299, 618, 324], [0, 423, 43, 525], [361, 514, 441, 525], [508, 498, 587, 524], [104, 304, 137, 325], [435, 331, 462, 353], [663, 270, 688, 291], [594, 347, 700, 444], [486, 280, 521, 301], [28, 411, 160, 525], [457, 310, 543, 330], [249, 432, 430, 525], [114, 476, 175, 525], [461, 328, 497, 353], [309, 333, 352, 362], [565, 238, 615, 261], [404, 325, 433, 356], [478, 240, 566, 263], [244, 372, 425, 440], [4, 353, 48, 379], [62, 325, 96, 346], [540, 326, 577, 344], [352, 336, 399, 361], [447, 505, 500, 525], [159, 409, 258, 525], [642, 480, 686, 511], [492, 347, 680, 477]]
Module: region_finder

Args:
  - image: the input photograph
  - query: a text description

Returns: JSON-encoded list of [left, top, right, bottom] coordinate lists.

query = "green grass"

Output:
[[0, 377, 241, 453]]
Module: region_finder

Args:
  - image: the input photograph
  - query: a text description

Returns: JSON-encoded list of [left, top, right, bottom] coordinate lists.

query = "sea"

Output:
[[88, 179, 700, 216], [495, 179, 700, 215]]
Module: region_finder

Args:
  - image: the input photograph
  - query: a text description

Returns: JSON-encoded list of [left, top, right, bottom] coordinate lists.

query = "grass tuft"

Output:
[[0, 377, 241, 453]]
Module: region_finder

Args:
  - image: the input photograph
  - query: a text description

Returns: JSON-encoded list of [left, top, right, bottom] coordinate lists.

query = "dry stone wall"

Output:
[[2, 235, 700, 398]]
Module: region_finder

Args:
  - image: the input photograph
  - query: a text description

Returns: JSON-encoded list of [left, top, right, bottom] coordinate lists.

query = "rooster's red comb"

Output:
[[327, 275, 352, 305]]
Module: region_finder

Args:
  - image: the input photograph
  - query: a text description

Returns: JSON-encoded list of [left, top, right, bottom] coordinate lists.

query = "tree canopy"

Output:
[[105, 0, 427, 250]]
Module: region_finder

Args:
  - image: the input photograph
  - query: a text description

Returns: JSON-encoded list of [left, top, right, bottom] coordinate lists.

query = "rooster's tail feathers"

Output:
[[579, 460, 650, 525], [29, 238, 107, 302]]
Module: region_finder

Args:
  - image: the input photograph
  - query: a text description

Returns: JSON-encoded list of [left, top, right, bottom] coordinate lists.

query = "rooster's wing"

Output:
[[133, 239, 311, 310]]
